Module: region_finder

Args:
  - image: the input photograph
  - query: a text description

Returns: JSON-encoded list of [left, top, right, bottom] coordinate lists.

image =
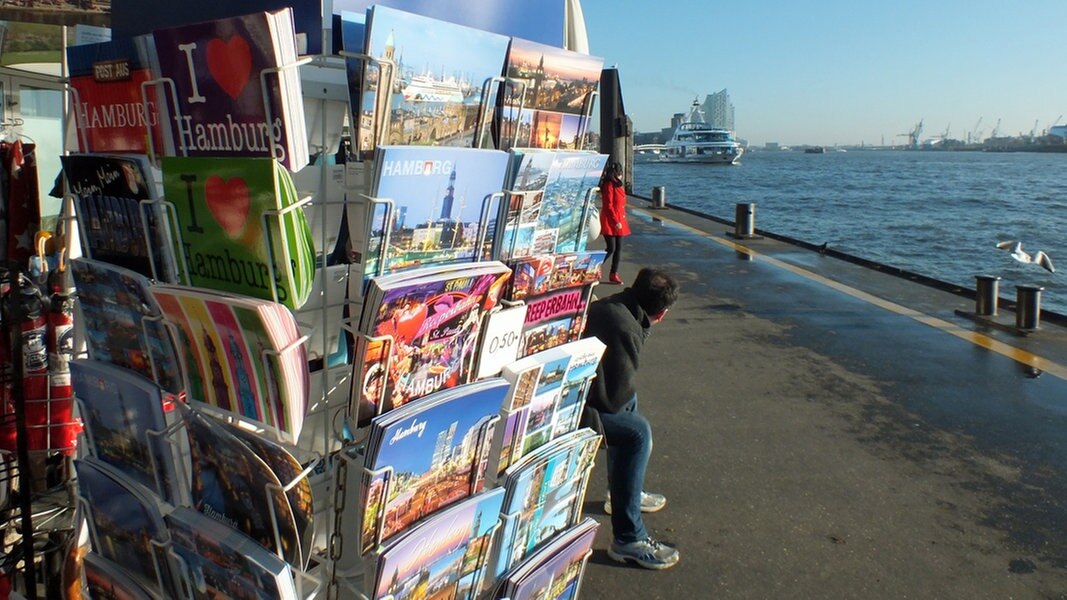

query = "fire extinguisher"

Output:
[[47, 251, 74, 402], [46, 251, 76, 452], [13, 275, 47, 397]]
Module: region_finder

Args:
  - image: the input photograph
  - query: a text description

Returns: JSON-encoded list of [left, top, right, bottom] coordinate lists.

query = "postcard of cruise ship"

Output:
[[357, 5, 510, 154]]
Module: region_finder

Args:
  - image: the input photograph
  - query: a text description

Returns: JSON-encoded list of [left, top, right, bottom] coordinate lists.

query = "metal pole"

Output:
[[735, 203, 755, 238], [1015, 285, 1044, 330], [974, 275, 1000, 316], [652, 186, 666, 209]]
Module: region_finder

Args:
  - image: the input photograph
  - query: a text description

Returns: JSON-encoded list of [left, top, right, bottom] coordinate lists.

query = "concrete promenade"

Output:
[[578, 197, 1067, 599]]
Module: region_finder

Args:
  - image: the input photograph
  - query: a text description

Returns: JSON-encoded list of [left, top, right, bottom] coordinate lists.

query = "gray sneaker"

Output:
[[604, 491, 667, 515], [608, 537, 680, 570]]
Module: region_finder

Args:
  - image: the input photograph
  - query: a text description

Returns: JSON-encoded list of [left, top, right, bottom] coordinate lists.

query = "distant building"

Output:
[[764, 142, 780, 151], [702, 89, 735, 131], [1050, 125, 1067, 141]]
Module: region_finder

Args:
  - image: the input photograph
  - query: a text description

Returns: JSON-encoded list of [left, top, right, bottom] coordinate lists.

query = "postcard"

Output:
[[167, 506, 298, 600], [63, 153, 176, 282], [182, 406, 301, 566], [355, 5, 510, 155], [152, 8, 308, 171], [361, 146, 510, 279], [370, 487, 505, 600], [74, 458, 173, 596], [70, 258, 184, 394], [71, 360, 184, 505], [359, 379, 509, 554]]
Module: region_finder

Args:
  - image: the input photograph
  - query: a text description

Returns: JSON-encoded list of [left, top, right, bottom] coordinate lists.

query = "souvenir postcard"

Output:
[[216, 417, 315, 569], [181, 406, 301, 566], [166, 506, 299, 600], [355, 5, 510, 155], [495, 338, 604, 471], [506, 251, 605, 301], [498, 518, 599, 600], [63, 153, 177, 282], [151, 8, 309, 171], [71, 360, 184, 505], [354, 262, 510, 422], [370, 487, 505, 600], [496, 38, 602, 151], [162, 156, 314, 310], [499, 150, 606, 255], [360, 146, 509, 280], [492, 429, 600, 581], [519, 284, 593, 357], [152, 284, 308, 443], [70, 258, 184, 394], [359, 379, 508, 554], [74, 458, 174, 596], [66, 35, 173, 155], [84, 552, 158, 600]]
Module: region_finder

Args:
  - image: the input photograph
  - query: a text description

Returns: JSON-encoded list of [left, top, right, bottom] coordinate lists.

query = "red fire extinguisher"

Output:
[[46, 250, 76, 452], [12, 273, 49, 451]]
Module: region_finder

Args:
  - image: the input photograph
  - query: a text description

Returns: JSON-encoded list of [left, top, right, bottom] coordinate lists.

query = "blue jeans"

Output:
[[598, 396, 651, 543]]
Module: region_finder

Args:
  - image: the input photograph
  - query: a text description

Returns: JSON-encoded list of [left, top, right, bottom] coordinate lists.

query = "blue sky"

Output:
[[580, 0, 1067, 146]]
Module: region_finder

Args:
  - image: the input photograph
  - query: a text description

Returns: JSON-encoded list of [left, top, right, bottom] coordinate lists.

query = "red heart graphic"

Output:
[[206, 35, 252, 100], [204, 175, 250, 237]]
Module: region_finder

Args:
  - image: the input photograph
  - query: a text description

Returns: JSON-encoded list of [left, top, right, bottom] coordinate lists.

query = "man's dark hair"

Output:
[[632, 268, 678, 315]]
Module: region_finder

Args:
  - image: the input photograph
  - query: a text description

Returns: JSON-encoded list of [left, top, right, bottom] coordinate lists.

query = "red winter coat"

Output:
[[599, 177, 631, 236]]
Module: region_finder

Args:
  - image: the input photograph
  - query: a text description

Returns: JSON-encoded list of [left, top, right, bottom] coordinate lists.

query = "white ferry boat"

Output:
[[662, 99, 743, 165]]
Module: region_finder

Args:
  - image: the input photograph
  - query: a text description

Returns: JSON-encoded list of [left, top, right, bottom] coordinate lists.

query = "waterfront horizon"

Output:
[[634, 150, 1067, 314]]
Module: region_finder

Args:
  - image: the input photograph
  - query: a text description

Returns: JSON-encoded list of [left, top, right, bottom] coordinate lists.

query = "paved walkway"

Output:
[[579, 199, 1067, 599]]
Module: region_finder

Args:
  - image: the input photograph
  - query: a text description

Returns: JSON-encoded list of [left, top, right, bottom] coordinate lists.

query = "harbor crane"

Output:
[[897, 119, 923, 149], [1046, 114, 1063, 135], [990, 117, 1001, 140], [968, 117, 983, 144]]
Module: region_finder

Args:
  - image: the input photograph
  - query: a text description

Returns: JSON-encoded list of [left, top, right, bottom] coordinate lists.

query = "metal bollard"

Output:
[[651, 186, 666, 208], [735, 203, 756, 238], [1015, 285, 1044, 330], [974, 275, 1000, 316]]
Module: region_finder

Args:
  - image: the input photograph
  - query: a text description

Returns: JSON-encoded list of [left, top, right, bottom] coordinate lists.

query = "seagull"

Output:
[[996, 241, 1055, 273]]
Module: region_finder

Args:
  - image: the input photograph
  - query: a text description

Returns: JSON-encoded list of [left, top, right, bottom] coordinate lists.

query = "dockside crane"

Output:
[[990, 117, 1001, 140], [896, 119, 923, 149], [968, 117, 983, 144]]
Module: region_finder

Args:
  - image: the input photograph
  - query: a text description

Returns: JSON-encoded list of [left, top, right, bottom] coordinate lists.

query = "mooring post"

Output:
[[974, 275, 1000, 316], [1015, 285, 1044, 330], [652, 186, 666, 209], [735, 203, 756, 238]]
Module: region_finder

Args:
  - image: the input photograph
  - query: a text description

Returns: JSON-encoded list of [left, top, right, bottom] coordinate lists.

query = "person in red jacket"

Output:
[[599, 161, 631, 284]]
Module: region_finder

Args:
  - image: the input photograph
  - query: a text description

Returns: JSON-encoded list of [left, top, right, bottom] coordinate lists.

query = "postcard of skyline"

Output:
[[367, 5, 509, 86], [506, 37, 604, 90], [373, 383, 508, 476], [374, 147, 509, 226], [509, 523, 597, 600], [375, 488, 504, 596]]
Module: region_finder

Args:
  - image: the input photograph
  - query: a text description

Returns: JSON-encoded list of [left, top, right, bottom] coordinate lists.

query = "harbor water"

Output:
[[633, 150, 1067, 315]]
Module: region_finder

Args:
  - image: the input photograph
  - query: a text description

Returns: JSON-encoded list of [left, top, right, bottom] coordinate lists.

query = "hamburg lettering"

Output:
[[176, 114, 285, 162], [390, 419, 427, 445], [181, 243, 289, 303], [76, 101, 158, 129], [379, 159, 455, 177]]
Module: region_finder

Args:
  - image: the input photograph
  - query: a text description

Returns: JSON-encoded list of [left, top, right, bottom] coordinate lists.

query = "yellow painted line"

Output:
[[637, 207, 1067, 381]]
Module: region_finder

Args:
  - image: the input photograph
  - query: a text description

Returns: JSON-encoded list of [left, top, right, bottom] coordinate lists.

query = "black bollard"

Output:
[[1015, 285, 1044, 330], [974, 275, 1000, 316], [652, 186, 666, 209], [735, 203, 755, 238]]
